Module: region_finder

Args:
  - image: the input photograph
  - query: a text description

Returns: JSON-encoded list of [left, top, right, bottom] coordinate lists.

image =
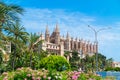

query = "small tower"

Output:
[[71, 37, 74, 50], [55, 23, 60, 44], [87, 40, 90, 53], [40, 32, 44, 40], [66, 32, 70, 39], [75, 37, 78, 50], [45, 25, 50, 42], [66, 32, 71, 50], [60, 40, 64, 56]]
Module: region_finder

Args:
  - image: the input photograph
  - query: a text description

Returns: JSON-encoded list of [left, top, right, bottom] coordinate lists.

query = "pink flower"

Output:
[[3, 72, 8, 76], [32, 77, 35, 80], [17, 68, 21, 71], [24, 78, 27, 80], [27, 74, 31, 77], [72, 75, 78, 80], [3, 77, 8, 80], [36, 77, 41, 80], [32, 73, 35, 77], [43, 75, 46, 78]]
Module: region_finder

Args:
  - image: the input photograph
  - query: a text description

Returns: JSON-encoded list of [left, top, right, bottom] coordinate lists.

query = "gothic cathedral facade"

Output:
[[38, 24, 98, 57]]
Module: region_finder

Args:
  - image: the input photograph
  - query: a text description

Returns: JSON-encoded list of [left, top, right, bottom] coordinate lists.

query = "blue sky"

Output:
[[4, 0, 120, 61]]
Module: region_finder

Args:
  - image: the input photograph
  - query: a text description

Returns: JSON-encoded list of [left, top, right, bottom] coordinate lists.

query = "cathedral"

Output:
[[37, 24, 98, 57]]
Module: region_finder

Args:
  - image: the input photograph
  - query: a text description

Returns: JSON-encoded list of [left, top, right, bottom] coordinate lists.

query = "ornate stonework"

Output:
[[38, 24, 97, 56]]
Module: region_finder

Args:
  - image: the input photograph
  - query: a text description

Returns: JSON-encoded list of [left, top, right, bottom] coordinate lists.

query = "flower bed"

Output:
[[0, 67, 102, 80]]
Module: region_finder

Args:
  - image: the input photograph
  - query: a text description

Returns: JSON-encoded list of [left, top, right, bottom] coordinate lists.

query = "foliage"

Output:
[[0, 67, 62, 80], [80, 53, 107, 72], [0, 1, 24, 43], [0, 67, 103, 80], [0, 51, 3, 65], [0, 1, 24, 26], [105, 67, 114, 71], [4, 22, 29, 44], [27, 33, 42, 68], [69, 52, 108, 72], [0, 1, 27, 72], [105, 58, 113, 68], [69, 51, 80, 70], [37, 55, 71, 71], [103, 76, 116, 80], [114, 67, 120, 71], [105, 67, 120, 71], [0, 1, 115, 77]]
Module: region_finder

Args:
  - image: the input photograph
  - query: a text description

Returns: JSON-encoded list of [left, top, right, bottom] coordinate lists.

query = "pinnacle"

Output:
[[55, 23, 59, 32], [66, 32, 70, 38], [45, 25, 49, 34]]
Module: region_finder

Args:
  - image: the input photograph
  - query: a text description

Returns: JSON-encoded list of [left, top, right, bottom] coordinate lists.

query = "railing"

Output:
[[97, 71, 120, 80]]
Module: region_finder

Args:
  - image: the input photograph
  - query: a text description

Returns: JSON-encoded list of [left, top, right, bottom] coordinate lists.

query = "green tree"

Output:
[[0, 51, 3, 65], [81, 53, 107, 72], [64, 51, 72, 61], [5, 22, 28, 71], [38, 55, 71, 71], [106, 58, 113, 68], [4, 22, 28, 43], [28, 33, 39, 68], [69, 51, 80, 70], [0, 1, 24, 26], [0, 1, 24, 72], [0, 1, 24, 42]]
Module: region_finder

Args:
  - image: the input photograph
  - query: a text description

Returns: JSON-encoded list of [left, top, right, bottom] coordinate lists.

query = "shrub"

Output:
[[0, 67, 103, 80], [114, 67, 120, 71], [0, 67, 62, 80], [105, 67, 114, 71], [0, 51, 3, 65], [37, 55, 71, 71], [78, 73, 87, 80], [105, 67, 120, 71]]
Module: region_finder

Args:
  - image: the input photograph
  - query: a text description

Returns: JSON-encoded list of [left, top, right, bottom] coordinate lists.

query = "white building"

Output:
[[112, 62, 120, 68]]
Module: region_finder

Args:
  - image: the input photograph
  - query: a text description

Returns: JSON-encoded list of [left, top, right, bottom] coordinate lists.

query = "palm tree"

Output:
[[0, 1, 24, 55], [28, 33, 40, 68], [0, 2, 24, 25], [28, 33, 39, 51], [106, 58, 113, 68], [0, 51, 3, 65], [64, 51, 72, 61], [4, 22, 28, 53], [4, 22, 28, 70]]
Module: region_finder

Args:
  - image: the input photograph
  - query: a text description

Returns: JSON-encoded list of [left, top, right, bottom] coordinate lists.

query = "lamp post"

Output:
[[78, 49, 83, 71], [88, 25, 111, 72]]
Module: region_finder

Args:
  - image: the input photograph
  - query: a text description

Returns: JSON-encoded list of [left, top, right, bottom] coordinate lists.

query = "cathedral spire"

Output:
[[76, 37, 78, 41], [45, 25, 50, 42], [55, 23, 59, 32], [66, 32, 70, 39], [45, 25, 49, 34]]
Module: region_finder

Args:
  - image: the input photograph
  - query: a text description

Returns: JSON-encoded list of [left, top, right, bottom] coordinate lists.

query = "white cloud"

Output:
[[21, 8, 120, 61]]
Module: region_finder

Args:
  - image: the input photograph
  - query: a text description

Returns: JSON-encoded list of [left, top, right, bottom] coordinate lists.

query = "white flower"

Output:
[[55, 76, 58, 79], [59, 76, 62, 79], [48, 77, 51, 80]]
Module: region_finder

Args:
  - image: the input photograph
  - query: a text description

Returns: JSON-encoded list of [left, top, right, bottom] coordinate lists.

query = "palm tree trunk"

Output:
[[67, 56, 69, 61], [30, 50, 33, 68], [12, 57, 15, 71], [0, 47, 6, 54], [12, 43, 16, 71]]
